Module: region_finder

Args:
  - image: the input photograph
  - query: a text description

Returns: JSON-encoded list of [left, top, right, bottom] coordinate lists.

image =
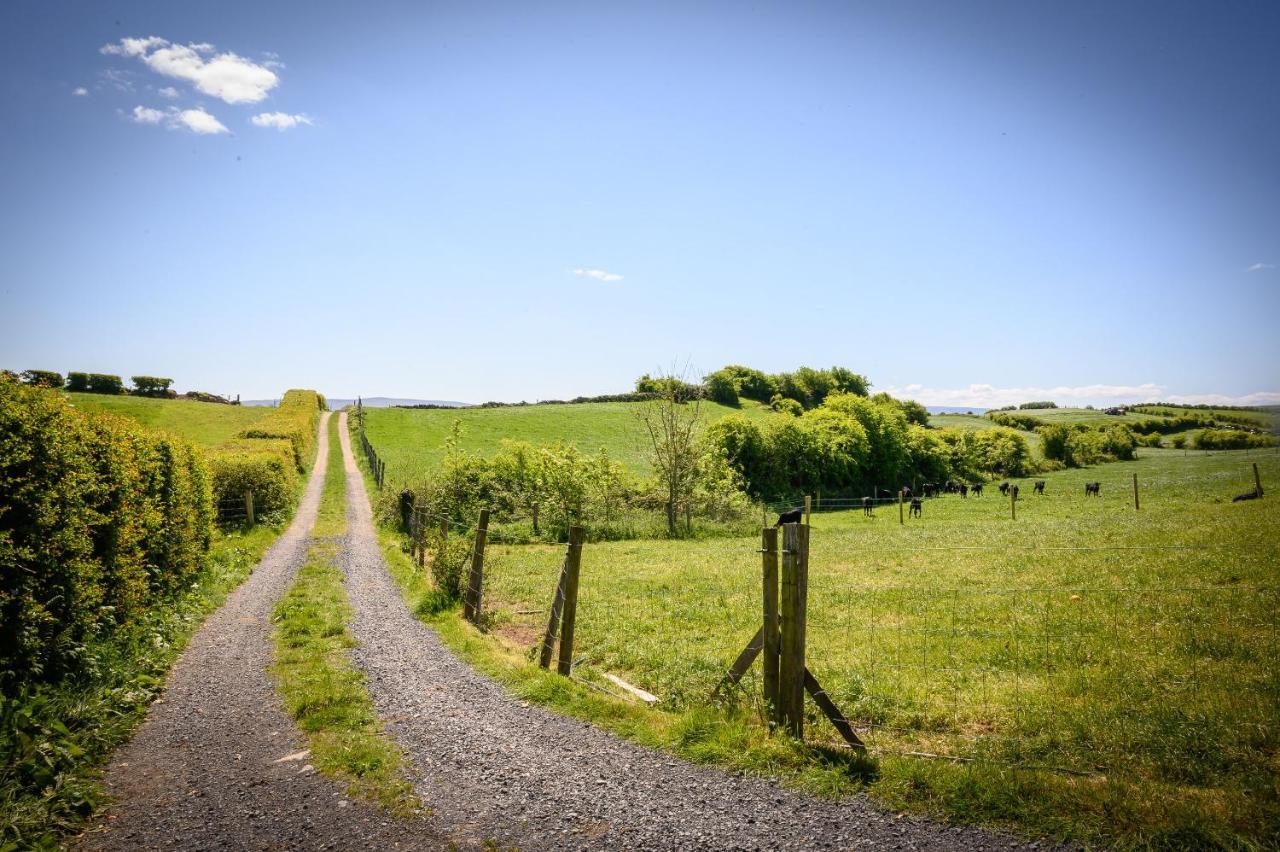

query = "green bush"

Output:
[[1195, 429, 1276, 450], [65, 372, 89, 392], [130, 376, 174, 398], [703, 370, 740, 406], [209, 440, 298, 516], [1041, 423, 1139, 466], [86, 374, 124, 395], [1018, 400, 1058, 409], [19, 370, 63, 388], [238, 389, 326, 473], [0, 380, 212, 687]]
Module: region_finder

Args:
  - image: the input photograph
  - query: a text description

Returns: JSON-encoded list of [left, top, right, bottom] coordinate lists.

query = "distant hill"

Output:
[[927, 406, 988, 415], [242, 397, 469, 409]]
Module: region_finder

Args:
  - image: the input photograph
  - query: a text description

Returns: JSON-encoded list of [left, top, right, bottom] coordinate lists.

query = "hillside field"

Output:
[[65, 392, 274, 447], [360, 398, 778, 484], [377, 445, 1280, 848]]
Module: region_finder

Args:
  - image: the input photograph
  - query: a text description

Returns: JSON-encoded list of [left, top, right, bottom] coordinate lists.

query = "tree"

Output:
[[703, 370, 740, 406], [20, 370, 63, 388], [634, 370, 703, 535], [131, 376, 174, 398]]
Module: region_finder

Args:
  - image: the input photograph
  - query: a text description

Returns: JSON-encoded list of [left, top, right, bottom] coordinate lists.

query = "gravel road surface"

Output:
[[336, 412, 1060, 851], [80, 412, 441, 851]]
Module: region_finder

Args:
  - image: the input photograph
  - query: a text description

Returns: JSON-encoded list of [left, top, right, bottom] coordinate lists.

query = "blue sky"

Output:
[[1, 1, 1277, 406]]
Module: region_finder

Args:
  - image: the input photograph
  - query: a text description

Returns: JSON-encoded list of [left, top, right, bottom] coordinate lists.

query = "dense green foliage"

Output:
[[129, 376, 174, 398], [1017, 400, 1057, 409], [707, 393, 1031, 499], [238, 389, 327, 473], [0, 380, 212, 688], [65, 372, 89, 392], [1039, 423, 1139, 466], [85, 374, 124, 395], [18, 371, 62, 389], [1195, 429, 1277, 450]]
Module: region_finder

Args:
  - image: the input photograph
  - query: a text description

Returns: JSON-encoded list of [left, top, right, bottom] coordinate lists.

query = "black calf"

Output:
[[971, 482, 984, 497], [998, 481, 1010, 496], [909, 497, 922, 518], [1084, 482, 1101, 496], [862, 496, 874, 516], [775, 508, 803, 526], [1033, 480, 1045, 495]]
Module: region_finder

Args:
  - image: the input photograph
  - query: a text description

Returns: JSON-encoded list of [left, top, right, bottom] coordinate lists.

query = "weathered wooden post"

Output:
[[416, 508, 427, 568], [779, 522, 809, 738], [244, 490, 255, 526], [539, 557, 569, 669], [1011, 484, 1017, 520], [804, 494, 812, 527], [531, 503, 540, 536], [1133, 472, 1140, 510], [463, 508, 490, 623], [762, 526, 780, 726], [1254, 462, 1265, 497], [898, 489, 905, 525], [557, 526, 586, 676]]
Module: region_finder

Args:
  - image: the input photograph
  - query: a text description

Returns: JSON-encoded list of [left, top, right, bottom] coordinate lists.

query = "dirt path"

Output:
[[336, 412, 1054, 851], [80, 412, 441, 851]]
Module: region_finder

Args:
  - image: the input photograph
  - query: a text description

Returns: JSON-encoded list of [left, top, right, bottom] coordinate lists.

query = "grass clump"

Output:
[[270, 415, 419, 816]]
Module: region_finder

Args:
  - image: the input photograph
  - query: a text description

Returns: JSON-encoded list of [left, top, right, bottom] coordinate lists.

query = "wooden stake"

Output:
[[463, 508, 489, 623], [1133, 472, 1140, 511], [244, 490, 255, 526], [539, 555, 570, 669], [416, 509, 427, 568], [1254, 462, 1264, 497], [1011, 486, 1016, 521], [532, 503, 540, 536], [713, 626, 764, 697], [557, 526, 586, 676], [780, 522, 808, 738], [804, 495, 812, 527], [803, 668, 866, 750], [899, 489, 904, 525], [762, 526, 780, 724]]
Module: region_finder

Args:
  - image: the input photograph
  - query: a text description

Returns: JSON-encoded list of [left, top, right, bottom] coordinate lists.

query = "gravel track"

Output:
[[80, 413, 441, 851], [336, 412, 1059, 851]]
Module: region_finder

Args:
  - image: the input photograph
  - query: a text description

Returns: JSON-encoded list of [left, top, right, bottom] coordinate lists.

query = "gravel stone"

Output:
[[79, 413, 442, 851], [336, 413, 1071, 852]]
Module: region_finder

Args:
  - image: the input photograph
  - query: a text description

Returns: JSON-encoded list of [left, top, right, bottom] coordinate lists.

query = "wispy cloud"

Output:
[[128, 104, 228, 135], [572, 267, 624, 282], [102, 36, 279, 104], [157, 86, 180, 99], [1246, 262, 1275, 272], [72, 86, 88, 97], [882, 382, 1280, 408], [250, 111, 312, 131]]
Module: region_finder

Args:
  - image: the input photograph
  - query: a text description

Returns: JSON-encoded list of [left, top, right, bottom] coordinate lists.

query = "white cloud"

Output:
[[72, 86, 88, 96], [572, 267, 624, 282], [175, 107, 228, 134], [157, 86, 180, 98], [250, 111, 312, 130], [882, 382, 1280, 408], [131, 105, 165, 124], [1246, 262, 1275, 272], [127, 105, 228, 135], [101, 36, 279, 104]]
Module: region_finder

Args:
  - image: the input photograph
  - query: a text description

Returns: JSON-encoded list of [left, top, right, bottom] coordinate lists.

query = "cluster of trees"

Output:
[[1038, 424, 1139, 467], [1018, 401, 1058, 410], [699, 364, 871, 410], [8, 369, 177, 398], [705, 392, 1031, 500], [1195, 429, 1277, 450]]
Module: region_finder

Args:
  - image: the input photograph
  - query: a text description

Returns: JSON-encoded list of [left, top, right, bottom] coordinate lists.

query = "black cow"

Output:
[[1232, 489, 1261, 502], [998, 481, 1010, 496], [959, 483, 968, 498], [1033, 480, 1046, 495], [909, 497, 922, 518], [971, 482, 984, 497], [775, 507, 803, 526], [862, 496, 874, 516], [1084, 482, 1101, 497], [922, 482, 937, 498]]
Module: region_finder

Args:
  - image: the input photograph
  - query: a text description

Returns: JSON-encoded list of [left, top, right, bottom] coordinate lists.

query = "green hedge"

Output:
[[1195, 429, 1277, 450], [209, 439, 298, 515], [238, 389, 326, 473], [0, 380, 212, 687]]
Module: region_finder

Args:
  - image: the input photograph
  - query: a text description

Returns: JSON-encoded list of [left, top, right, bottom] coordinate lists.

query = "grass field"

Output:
[[360, 398, 777, 484], [374, 445, 1280, 848], [64, 392, 274, 447]]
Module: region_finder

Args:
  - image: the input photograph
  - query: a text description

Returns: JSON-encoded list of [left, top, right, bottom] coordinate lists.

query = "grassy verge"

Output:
[[0, 522, 284, 849], [349, 409, 1280, 849], [270, 414, 419, 816]]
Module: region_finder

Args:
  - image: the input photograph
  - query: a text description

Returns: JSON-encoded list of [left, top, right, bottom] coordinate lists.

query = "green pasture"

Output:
[[360, 398, 777, 484], [64, 392, 273, 447], [461, 448, 1279, 848]]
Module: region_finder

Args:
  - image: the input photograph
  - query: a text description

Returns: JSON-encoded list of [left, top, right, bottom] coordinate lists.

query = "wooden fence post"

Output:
[[1254, 462, 1264, 497], [539, 555, 570, 669], [804, 494, 812, 527], [762, 526, 780, 726], [557, 526, 586, 676], [779, 522, 808, 738], [244, 490, 255, 526], [1011, 485, 1016, 520], [463, 508, 490, 623], [898, 489, 904, 525], [532, 503, 540, 536], [1133, 472, 1140, 510], [416, 508, 427, 568]]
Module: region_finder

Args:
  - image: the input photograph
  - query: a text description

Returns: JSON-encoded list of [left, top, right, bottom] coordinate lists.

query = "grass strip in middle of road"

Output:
[[270, 414, 421, 816]]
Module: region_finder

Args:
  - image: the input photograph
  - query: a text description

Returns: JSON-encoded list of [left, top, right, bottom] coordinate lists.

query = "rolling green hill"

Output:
[[65, 392, 274, 447]]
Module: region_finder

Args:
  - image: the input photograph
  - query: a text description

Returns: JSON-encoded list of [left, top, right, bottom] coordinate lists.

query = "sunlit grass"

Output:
[[63, 392, 274, 447]]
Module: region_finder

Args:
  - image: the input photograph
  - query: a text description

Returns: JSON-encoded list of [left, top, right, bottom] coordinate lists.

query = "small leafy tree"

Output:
[[86, 373, 124, 395], [635, 370, 703, 535], [66, 372, 90, 391], [20, 370, 63, 388], [131, 376, 174, 398]]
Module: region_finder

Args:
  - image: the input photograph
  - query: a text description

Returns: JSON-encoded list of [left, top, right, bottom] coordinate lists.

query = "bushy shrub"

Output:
[[0, 380, 212, 687], [770, 396, 803, 416], [703, 370, 740, 406], [1171, 435, 1187, 449], [65, 372, 89, 392], [1195, 429, 1276, 450], [987, 410, 1045, 431], [130, 376, 174, 398], [1041, 423, 1139, 466], [634, 374, 703, 403], [238, 389, 325, 473], [19, 370, 62, 388], [86, 374, 124, 395], [1018, 400, 1058, 409], [208, 440, 298, 515]]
